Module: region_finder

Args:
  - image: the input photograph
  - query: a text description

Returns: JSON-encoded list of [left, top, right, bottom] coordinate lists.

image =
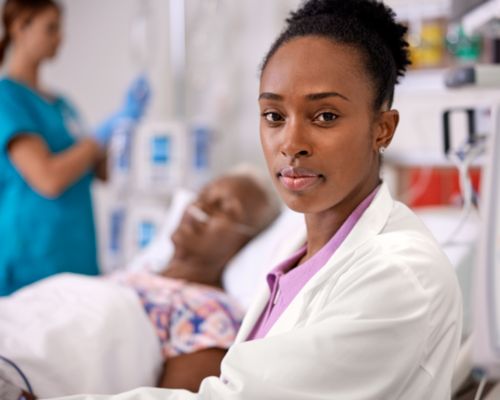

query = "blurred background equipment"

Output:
[[383, 1, 500, 397], [472, 102, 500, 382]]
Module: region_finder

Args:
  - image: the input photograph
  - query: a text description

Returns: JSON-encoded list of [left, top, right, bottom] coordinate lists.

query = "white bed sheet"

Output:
[[0, 274, 163, 397]]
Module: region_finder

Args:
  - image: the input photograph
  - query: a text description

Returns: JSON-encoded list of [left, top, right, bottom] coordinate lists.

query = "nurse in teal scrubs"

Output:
[[0, 0, 150, 295]]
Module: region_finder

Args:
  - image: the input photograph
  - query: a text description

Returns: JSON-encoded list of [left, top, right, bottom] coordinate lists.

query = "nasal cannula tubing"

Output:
[[187, 204, 255, 236], [187, 204, 210, 223]]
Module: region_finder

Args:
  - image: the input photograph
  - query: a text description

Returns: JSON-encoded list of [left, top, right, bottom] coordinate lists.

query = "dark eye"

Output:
[[317, 112, 337, 122], [262, 112, 284, 123]]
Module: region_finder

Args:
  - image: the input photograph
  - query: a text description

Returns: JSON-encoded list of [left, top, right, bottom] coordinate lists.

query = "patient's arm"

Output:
[[20, 390, 36, 400], [158, 348, 226, 392]]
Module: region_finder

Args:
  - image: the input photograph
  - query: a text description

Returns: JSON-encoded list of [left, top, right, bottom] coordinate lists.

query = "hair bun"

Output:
[[286, 0, 409, 80], [262, 0, 411, 109]]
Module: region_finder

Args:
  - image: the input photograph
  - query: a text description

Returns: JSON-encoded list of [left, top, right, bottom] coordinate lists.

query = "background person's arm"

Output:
[[158, 348, 226, 392], [94, 154, 108, 181], [8, 134, 102, 198]]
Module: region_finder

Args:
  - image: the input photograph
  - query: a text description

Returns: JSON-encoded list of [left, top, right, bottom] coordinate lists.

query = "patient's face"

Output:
[[171, 176, 266, 265]]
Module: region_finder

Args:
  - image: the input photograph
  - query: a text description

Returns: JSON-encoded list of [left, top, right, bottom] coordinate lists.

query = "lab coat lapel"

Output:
[[265, 183, 395, 336], [234, 285, 271, 342], [234, 213, 307, 343]]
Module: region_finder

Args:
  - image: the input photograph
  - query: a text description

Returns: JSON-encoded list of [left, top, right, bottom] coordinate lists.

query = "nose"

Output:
[[279, 119, 312, 160]]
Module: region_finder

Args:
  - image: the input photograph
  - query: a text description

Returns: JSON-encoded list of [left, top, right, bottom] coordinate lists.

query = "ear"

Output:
[[373, 109, 399, 151], [9, 15, 31, 40]]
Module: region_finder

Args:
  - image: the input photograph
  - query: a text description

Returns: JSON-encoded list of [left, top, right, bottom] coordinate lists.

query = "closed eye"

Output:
[[209, 197, 238, 218]]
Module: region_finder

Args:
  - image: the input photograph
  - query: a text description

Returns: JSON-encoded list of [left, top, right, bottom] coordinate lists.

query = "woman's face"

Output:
[[13, 6, 62, 62], [259, 36, 397, 217]]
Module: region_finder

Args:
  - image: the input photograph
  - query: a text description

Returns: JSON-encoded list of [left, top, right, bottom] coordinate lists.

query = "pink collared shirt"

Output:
[[247, 185, 381, 340]]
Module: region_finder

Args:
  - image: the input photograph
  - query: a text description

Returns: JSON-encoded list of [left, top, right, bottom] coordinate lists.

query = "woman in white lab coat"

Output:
[[51, 0, 462, 399]]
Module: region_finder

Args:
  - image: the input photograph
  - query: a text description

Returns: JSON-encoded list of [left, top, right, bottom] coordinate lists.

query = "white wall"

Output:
[[42, 0, 172, 124]]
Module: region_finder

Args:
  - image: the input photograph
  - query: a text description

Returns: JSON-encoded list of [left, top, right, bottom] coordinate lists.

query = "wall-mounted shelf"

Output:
[[462, 0, 500, 35]]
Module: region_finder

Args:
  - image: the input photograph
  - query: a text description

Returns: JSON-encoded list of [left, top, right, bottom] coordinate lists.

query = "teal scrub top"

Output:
[[0, 77, 99, 296]]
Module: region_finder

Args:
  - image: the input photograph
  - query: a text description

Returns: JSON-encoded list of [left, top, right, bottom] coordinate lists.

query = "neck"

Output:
[[302, 177, 380, 263], [7, 50, 41, 89], [161, 252, 224, 289]]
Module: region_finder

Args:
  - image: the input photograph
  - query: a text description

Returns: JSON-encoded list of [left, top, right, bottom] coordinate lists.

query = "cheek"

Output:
[[335, 121, 373, 153], [329, 133, 368, 162], [26, 33, 47, 53], [259, 125, 269, 152], [260, 127, 279, 165], [31, 29, 56, 48], [320, 129, 375, 182], [202, 230, 243, 261]]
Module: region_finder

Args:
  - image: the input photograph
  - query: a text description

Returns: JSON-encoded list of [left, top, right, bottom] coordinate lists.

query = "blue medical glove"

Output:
[[118, 74, 151, 120], [93, 112, 129, 148], [92, 75, 151, 148]]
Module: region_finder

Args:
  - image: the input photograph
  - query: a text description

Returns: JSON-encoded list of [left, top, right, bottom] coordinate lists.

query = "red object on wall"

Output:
[[405, 167, 482, 208]]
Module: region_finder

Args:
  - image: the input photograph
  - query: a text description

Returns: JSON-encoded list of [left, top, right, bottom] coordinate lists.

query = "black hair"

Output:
[[261, 0, 411, 109]]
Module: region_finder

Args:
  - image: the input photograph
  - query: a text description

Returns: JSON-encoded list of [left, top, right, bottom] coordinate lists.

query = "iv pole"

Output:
[[168, 0, 187, 121]]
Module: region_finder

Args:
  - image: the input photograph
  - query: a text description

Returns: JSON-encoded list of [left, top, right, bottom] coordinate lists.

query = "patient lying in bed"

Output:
[[112, 170, 280, 391], [0, 170, 281, 399]]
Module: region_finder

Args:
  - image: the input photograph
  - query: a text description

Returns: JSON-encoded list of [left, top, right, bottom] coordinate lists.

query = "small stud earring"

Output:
[[378, 146, 386, 155]]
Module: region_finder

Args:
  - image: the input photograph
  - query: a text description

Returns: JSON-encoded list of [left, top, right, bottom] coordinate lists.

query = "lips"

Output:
[[278, 166, 323, 192]]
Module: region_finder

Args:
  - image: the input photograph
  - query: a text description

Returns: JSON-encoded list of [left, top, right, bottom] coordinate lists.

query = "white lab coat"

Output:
[[50, 183, 462, 400]]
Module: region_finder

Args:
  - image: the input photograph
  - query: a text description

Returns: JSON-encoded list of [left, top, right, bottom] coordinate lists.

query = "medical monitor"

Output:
[[473, 103, 500, 378]]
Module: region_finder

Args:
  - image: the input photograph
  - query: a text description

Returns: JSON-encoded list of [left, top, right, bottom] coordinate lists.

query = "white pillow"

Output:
[[222, 208, 306, 308], [126, 188, 195, 273], [127, 188, 306, 308]]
